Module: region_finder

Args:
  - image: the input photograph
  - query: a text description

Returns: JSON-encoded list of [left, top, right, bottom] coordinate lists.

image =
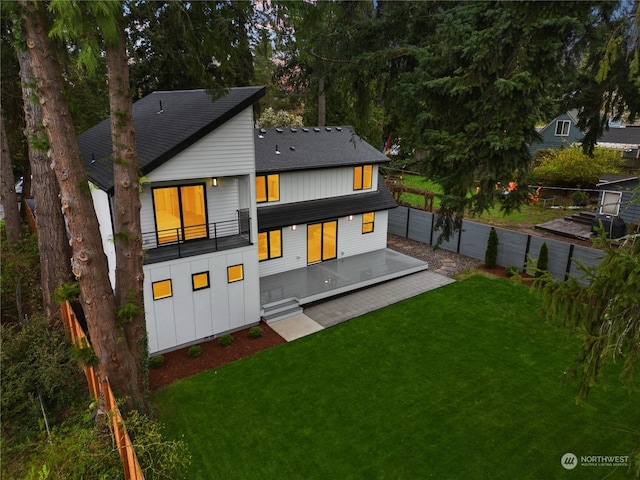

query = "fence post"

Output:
[[564, 244, 575, 281]]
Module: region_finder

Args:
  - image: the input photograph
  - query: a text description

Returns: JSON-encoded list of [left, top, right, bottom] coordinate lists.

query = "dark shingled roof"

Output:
[[257, 177, 397, 231], [255, 126, 390, 173], [598, 126, 640, 145], [79, 87, 266, 192]]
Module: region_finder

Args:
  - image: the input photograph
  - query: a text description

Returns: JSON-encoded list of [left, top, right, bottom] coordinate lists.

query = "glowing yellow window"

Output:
[[362, 212, 375, 234], [152, 280, 172, 300], [256, 174, 279, 203], [227, 264, 244, 283], [258, 230, 282, 261], [192, 272, 209, 291], [354, 165, 373, 190]]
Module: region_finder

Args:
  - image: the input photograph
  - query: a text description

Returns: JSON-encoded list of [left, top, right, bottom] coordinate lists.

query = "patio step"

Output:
[[262, 298, 303, 323]]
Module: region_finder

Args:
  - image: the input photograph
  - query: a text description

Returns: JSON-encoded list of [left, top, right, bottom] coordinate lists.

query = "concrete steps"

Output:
[[262, 298, 303, 323]]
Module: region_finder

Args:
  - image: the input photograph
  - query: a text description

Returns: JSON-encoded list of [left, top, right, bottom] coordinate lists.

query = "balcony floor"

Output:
[[260, 248, 429, 307]]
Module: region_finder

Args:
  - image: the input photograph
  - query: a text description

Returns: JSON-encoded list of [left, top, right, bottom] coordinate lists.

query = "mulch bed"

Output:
[[148, 322, 286, 390]]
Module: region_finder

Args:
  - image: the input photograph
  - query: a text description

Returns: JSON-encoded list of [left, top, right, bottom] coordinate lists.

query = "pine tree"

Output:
[[485, 227, 499, 269]]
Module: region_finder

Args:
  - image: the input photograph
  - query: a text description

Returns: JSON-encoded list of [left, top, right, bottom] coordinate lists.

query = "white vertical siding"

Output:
[[258, 210, 389, 278], [144, 246, 261, 354], [146, 108, 256, 181], [263, 164, 379, 206]]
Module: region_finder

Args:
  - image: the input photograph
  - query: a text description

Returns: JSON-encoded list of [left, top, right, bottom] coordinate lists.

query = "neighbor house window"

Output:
[[152, 280, 172, 300], [227, 264, 244, 283], [353, 165, 373, 190], [256, 174, 279, 202], [362, 212, 375, 234], [152, 184, 207, 244], [600, 191, 622, 216], [192, 272, 210, 291], [258, 229, 282, 261], [555, 120, 570, 136]]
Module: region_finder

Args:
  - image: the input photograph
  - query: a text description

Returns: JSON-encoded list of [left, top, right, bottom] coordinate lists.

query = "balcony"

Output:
[[143, 211, 251, 264]]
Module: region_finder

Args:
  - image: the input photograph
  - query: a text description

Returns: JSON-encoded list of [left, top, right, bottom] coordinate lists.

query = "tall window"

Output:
[[152, 184, 207, 244], [362, 212, 375, 233], [307, 221, 337, 264], [555, 120, 570, 136], [256, 174, 279, 202], [258, 229, 282, 261], [354, 165, 373, 190]]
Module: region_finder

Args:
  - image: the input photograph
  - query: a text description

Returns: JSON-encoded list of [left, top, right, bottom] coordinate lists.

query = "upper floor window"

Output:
[[362, 212, 375, 233], [256, 174, 279, 202], [354, 165, 373, 190], [555, 120, 570, 136], [258, 229, 282, 261]]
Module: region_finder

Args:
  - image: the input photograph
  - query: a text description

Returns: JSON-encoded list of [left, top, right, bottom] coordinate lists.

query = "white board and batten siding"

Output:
[[258, 210, 389, 278], [145, 246, 261, 354], [267, 165, 380, 205]]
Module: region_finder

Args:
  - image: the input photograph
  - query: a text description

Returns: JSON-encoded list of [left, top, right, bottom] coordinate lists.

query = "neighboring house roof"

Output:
[[254, 126, 390, 173], [597, 173, 639, 188], [258, 177, 397, 230], [597, 126, 640, 149], [79, 87, 266, 192]]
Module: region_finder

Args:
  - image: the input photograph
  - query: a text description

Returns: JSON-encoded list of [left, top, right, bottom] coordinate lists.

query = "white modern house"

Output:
[[79, 87, 426, 354]]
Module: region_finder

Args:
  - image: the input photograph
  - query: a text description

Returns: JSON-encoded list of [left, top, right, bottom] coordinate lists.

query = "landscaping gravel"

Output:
[[387, 233, 483, 277]]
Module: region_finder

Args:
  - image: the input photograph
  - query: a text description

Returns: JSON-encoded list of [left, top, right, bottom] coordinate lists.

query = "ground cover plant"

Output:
[[151, 276, 638, 479]]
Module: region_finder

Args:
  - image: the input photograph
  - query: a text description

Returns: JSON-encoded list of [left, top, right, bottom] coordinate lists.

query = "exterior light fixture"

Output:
[[210, 177, 218, 187], [348, 215, 354, 221], [290, 225, 297, 231]]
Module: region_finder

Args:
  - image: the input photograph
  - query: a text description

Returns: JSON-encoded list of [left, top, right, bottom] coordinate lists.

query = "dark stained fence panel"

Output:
[[388, 207, 409, 237], [459, 220, 491, 260], [528, 236, 572, 280], [408, 209, 433, 244], [569, 245, 606, 283]]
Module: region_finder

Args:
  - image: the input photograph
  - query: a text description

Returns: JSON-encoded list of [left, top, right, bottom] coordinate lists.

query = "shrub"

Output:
[[571, 190, 589, 206], [187, 345, 202, 358], [484, 227, 499, 268], [149, 355, 164, 369], [532, 146, 624, 188], [248, 326, 264, 339], [505, 265, 519, 277], [218, 334, 234, 347], [536, 242, 549, 277]]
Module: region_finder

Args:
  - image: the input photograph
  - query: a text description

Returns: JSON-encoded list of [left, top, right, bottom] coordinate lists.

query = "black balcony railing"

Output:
[[142, 210, 251, 264]]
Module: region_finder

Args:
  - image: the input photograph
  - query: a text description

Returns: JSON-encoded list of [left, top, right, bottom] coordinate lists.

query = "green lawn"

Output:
[[151, 276, 637, 479], [392, 174, 570, 226]]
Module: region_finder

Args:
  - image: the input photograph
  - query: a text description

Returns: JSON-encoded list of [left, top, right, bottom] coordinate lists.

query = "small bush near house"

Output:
[[485, 227, 499, 268], [149, 355, 165, 369], [218, 334, 234, 347], [248, 326, 264, 339], [505, 265, 519, 277], [187, 346, 202, 358]]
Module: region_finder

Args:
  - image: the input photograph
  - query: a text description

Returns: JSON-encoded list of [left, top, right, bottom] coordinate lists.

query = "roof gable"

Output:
[[254, 126, 389, 173], [79, 87, 266, 191]]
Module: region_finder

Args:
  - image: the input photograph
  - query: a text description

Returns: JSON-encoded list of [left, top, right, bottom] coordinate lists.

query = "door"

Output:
[[307, 220, 337, 264], [153, 184, 207, 244]]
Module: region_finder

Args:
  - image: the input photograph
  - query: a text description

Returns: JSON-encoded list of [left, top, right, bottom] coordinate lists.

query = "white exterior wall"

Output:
[[90, 183, 116, 289], [258, 210, 389, 277], [145, 245, 261, 354], [265, 164, 379, 205]]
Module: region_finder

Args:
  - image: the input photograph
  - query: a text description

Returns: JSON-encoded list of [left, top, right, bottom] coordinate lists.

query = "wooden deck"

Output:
[[536, 211, 595, 240]]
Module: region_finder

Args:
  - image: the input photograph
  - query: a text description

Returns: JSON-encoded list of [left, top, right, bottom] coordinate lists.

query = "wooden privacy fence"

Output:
[[60, 301, 144, 480]]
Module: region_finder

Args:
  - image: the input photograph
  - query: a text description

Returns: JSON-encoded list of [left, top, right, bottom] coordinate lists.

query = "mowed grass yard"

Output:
[[151, 276, 638, 479]]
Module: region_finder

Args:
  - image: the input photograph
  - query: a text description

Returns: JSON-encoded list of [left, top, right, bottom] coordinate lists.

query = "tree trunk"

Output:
[[0, 114, 22, 246], [17, 49, 71, 326], [21, 0, 143, 410], [106, 25, 148, 408], [318, 77, 326, 127]]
